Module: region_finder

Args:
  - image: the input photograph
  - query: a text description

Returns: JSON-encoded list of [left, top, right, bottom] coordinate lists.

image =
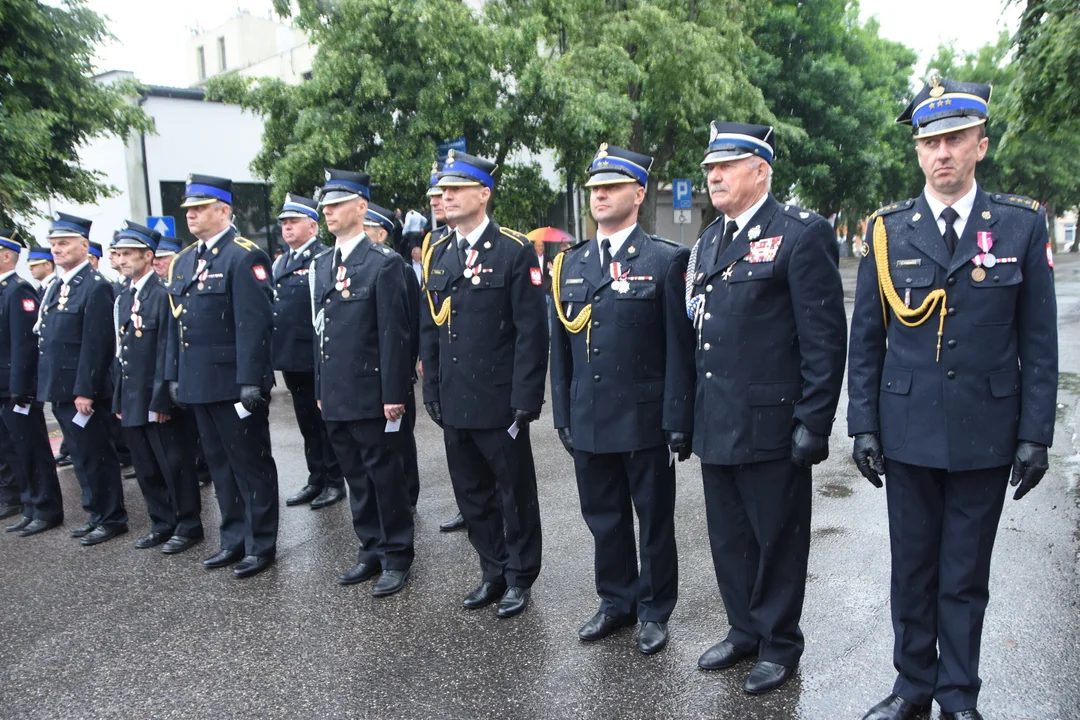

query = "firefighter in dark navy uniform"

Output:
[[549, 144, 695, 655], [848, 78, 1058, 720], [38, 212, 129, 545], [0, 230, 64, 535], [687, 122, 847, 694], [365, 200, 422, 508], [419, 151, 548, 618], [112, 222, 203, 554], [272, 193, 345, 511], [311, 169, 413, 597], [420, 161, 467, 533], [165, 174, 278, 579]]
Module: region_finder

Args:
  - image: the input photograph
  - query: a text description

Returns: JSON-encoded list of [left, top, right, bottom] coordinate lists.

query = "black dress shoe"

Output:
[[6, 516, 33, 532], [495, 586, 531, 618], [439, 512, 466, 532], [310, 486, 346, 509], [203, 548, 244, 568], [19, 519, 60, 537], [743, 660, 795, 695], [338, 561, 380, 585], [80, 525, 128, 546], [637, 622, 669, 655], [285, 484, 320, 506], [861, 695, 932, 720], [579, 612, 636, 641], [942, 711, 983, 720], [0, 504, 21, 520], [463, 581, 507, 609], [70, 521, 97, 538], [135, 531, 172, 549], [698, 640, 755, 670], [161, 535, 202, 555], [123, 469, 138, 480], [233, 555, 274, 578], [55, 455, 72, 468], [372, 569, 409, 597]]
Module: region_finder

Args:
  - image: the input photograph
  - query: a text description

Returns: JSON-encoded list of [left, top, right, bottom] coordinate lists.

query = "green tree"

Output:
[[212, 0, 556, 223], [1010, 0, 1080, 131], [749, 0, 918, 247], [0, 0, 153, 228], [496, 0, 775, 235]]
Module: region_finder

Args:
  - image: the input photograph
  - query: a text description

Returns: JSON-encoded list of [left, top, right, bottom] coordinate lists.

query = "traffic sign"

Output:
[[672, 179, 692, 209], [147, 216, 176, 238], [436, 137, 467, 162], [674, 209, 692, 225]]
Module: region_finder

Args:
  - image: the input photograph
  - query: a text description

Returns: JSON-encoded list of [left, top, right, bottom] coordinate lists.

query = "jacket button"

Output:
[[993, 275, 1000, 283], [706, 284, 713, 292], [452, 286, 459, 292], [593, 295, 601, 302], [886, 381, 892, 387], [593, 374, 600, 381], [703, 343, 711, 350], [704, 312, 711, 320], [947, 370, 956, 380], [705, 372, 713, 379], [905, 277, 912, 284], [947, 277, 956, 286], [452, 357, 458, 363], [592, 348, 600, 356], [451, 310, 458, 317], [184, 343, 189, 348], [948, 339, 957, 349], [592, 320, 600, 328], [451, 333, 458, 340], [947, 307, 955, 316]]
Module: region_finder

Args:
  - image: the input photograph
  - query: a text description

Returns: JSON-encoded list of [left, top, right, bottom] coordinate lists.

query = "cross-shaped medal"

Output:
[[722, 263, 736, 281]]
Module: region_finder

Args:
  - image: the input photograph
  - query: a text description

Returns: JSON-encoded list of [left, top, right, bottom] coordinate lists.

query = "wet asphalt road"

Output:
[[1, 257, 1078, 720]]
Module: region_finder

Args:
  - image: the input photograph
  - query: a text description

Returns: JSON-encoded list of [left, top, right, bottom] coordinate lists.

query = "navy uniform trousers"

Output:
[[125, 420, 203, 539], [54, 402, 126, 529], [193, 401, 278, 557], [282, 370, 343, 493], [0, 404, 64, 524], [573, 446, 677, 621]]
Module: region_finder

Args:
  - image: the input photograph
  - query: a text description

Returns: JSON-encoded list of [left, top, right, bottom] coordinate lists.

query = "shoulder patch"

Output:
[[233, 236, 260, 252], [990, 193, 1040, 212], [780, 204, 819, 224], [872, 199, 915, 220], [498, 227, 528, 246]]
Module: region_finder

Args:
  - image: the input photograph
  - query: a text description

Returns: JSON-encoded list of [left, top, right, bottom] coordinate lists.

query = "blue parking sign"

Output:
[[672, 179, 692, 210]]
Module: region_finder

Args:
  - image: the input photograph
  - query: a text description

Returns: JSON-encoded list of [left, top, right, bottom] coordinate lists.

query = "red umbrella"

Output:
[[527, 226, 575, 244]]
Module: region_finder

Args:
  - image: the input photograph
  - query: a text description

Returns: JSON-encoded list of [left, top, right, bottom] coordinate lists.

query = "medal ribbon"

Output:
[[336, 265, 347, 282], [60, 284, 70, 298], [609, 262, 628, 281], [973, 232, 993, 266], [196, 259, 207, 277], [466, 249, 479, 268]]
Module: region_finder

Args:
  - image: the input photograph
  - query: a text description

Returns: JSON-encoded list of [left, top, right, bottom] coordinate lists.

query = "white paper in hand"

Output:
[[14, 404, 31, 416], [385, 417, 402, 433], [73, 409, 94, 428], [234, 402, 252, 419], [507, 421, 520, 439]]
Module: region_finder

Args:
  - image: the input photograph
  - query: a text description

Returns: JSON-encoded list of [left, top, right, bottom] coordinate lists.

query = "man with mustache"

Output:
[[848, 78, 1057, 720], [688, 122, 847, 694]]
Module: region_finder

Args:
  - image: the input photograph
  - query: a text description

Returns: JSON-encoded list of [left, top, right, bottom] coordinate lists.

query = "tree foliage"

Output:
[[1009, 0, 1080, 131], [210, 0, 555, 230], [0, 0, 153, 228]]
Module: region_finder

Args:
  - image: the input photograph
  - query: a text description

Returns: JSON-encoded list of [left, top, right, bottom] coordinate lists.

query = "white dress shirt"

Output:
[[456, 216, 491, 251], [596, 223, 638, 270]]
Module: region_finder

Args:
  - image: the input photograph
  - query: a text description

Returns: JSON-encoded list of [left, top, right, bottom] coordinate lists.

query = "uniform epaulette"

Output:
[[990, 193, 1040, 212], [499, 227, 529, 246], [650, 235, 680, 248], [871, 199, 915, 220], [562, 238, 589, 255], [376, 244, 392, 256], [779, 203, 821, 225], [232, 236, 260, 252]]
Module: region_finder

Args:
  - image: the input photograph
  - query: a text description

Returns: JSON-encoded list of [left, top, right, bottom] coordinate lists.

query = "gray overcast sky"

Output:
[[86, 0, 1021, 88]]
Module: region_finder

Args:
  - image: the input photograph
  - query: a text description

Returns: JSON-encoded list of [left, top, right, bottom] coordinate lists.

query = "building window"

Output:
[[196, 46, 206, 81], [218, 37, 227, 71]]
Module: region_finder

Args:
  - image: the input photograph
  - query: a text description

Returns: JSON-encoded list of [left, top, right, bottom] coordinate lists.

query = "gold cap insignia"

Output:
[[596, 143, 609, 159], [431, 161, 439, 173], [446, 149, 456, 165], [929, 75, 945, 98]]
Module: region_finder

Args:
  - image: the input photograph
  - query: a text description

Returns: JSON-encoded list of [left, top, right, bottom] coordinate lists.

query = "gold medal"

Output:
[[971, 266, 986, 282], [135, 330, 143, 338], [471, 275, 481, 285], [341, 288, 351, 298], [58, 296, 67, 305], [197, 283, 205, 290]]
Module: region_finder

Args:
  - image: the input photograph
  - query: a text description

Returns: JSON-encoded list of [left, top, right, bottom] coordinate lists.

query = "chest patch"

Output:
[[22, 298, 37, 312]]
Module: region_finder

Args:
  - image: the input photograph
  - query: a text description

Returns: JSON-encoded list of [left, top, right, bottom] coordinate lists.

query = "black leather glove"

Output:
[[666, 431, 692, 462], [557, 427, 574, 457], [11, 394, 34, 408], [239, 385, 266, 413], [512, 408, 540, 426], [168, 381, 185, 409], [791, 423, 829, 468], [425, 401, 443, 427], [1010, 441, 1048, 501], [852, 432, 885, 487]]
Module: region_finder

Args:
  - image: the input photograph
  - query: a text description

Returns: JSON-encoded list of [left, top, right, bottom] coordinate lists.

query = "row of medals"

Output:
[[463, 267, 483, 285]]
